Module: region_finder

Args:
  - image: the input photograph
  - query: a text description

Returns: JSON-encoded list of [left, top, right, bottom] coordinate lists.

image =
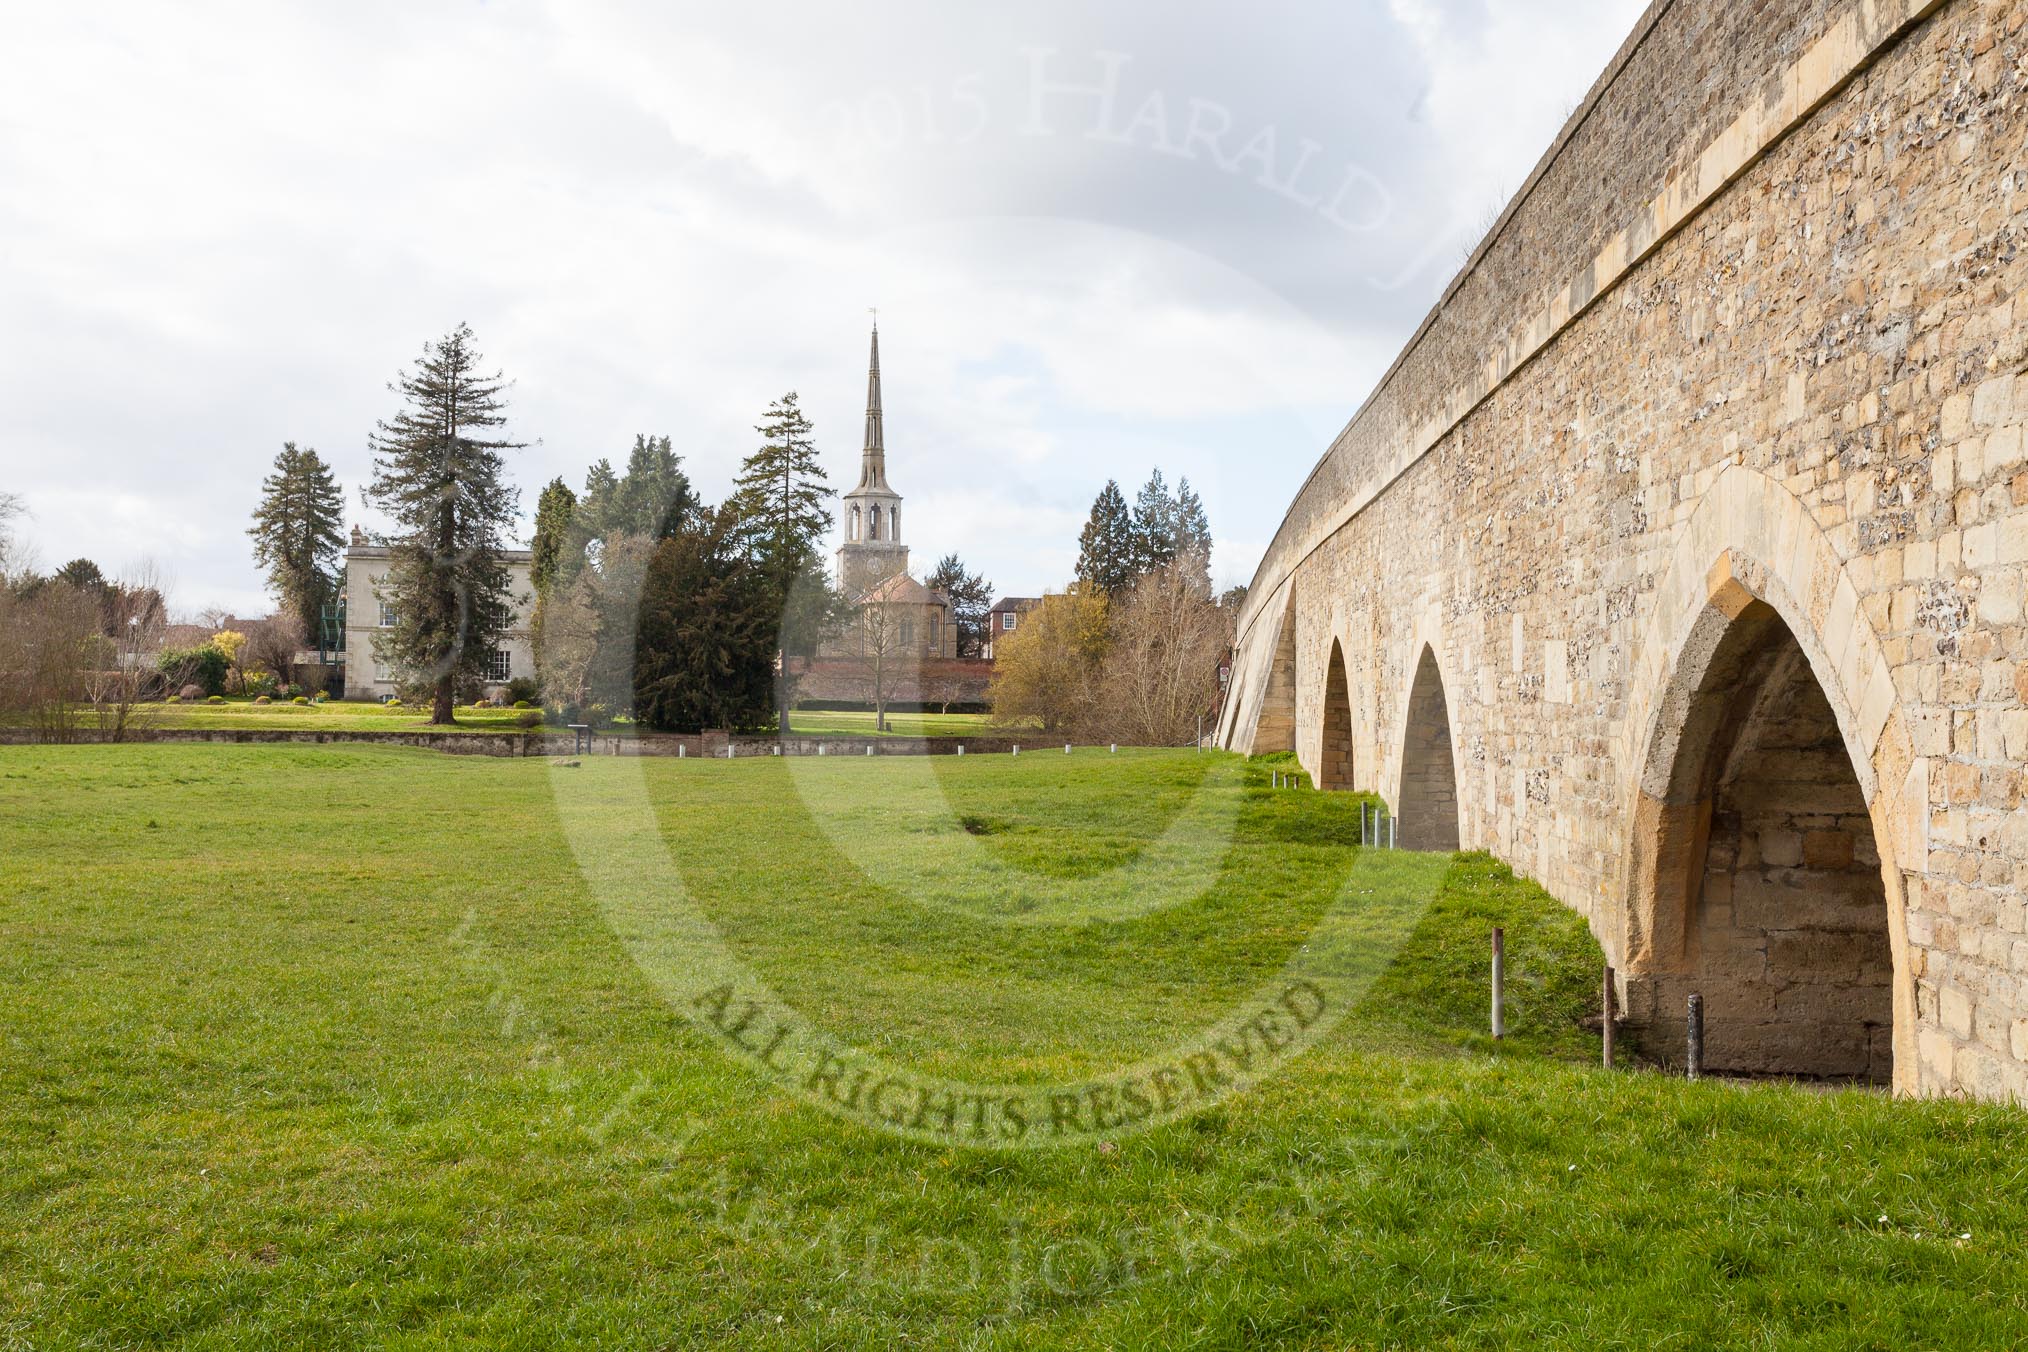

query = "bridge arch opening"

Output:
[[1636, 599, 1892, 1082], [1319, 639, 1354, 790], [1397, 645, 1459, 850]]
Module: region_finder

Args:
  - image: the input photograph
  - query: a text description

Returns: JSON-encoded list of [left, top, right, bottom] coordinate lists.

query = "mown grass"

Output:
[[0, 745, 2022, 1349], [130, 699, 997, 738], [144, 696, 538, 732], [779, 708, 999, 738]]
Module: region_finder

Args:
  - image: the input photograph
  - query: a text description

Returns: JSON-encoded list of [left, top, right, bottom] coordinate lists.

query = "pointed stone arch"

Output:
[[1397, 644, 1461, 851], [1618, 465, 1924, 1092], [1318, 638, 1354, 790]]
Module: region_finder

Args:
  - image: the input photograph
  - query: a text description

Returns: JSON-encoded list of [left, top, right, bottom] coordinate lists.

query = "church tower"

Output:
[[836, 322, 908, 596]]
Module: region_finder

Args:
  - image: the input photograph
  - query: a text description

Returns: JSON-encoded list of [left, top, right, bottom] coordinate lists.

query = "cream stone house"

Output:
[[339, 529, 535, 701]]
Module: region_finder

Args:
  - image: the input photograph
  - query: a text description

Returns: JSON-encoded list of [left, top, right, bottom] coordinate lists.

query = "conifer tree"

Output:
[[632, 506, 777, 733], [1075, 480, 1137, 595], [248, 442, 345, 643], [728, 392, 841, 732], [529, 478, 579, 597], [926, 552, 994, 657], [1131, 469, 1182, 578], [1174, 476, 1213, 596], [363, 323, 524, 725]]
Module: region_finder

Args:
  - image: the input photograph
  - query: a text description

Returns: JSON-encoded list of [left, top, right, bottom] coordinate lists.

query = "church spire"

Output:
[[858, 320, 890, 492]]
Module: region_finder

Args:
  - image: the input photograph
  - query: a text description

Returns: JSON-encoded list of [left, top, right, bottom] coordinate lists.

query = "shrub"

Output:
[[385, 699, 403, 708], [513, 699, 534, 709], [583, 702, 613, 729], [516, 711, 542, 729], [158, 645, 229, 697], [206, 695, 225, 705], [292, 695, 309, 705], [505, 676, 541, 706], [253, 695, 272, 705], [472, 697, 491, 709], [164, 694, 181, 704]]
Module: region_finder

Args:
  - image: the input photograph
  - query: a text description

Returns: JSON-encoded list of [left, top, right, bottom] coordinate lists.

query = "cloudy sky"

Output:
[[0, 0, 1644, 616]]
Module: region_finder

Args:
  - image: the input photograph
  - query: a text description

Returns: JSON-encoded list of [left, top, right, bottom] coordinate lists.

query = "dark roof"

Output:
[[987, 596, 1042, 613]]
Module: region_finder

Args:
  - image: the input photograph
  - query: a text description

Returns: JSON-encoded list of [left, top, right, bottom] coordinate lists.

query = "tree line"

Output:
[[988, 471, 1242, 745]]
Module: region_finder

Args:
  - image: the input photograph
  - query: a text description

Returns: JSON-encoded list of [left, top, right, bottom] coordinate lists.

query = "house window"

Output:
[[1001, 611, 1017, 631], [373, 660, 391, 682], [485, 648, 511, 681], [380, 601, 397, 628], [929, 615, 942, 653], [899, 618, 915, 648]]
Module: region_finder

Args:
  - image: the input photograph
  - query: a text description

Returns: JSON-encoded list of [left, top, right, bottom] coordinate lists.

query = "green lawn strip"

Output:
[[0, 745, 2021, 1348]]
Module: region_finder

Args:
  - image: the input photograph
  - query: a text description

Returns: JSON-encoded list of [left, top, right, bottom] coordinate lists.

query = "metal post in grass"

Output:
[[1491, 927, 1506, 1039], [1686, 993, 1704, 1081], [1389, 814, 1397, 850], [1602, 964, 1617, 1069]]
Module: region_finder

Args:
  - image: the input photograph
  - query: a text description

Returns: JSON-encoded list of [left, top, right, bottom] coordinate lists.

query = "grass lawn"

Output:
[[781, 708, 998, 738], [134, 699, 997, 739], [146, 697, 539, 733], [1, 745, 2023, 1348]]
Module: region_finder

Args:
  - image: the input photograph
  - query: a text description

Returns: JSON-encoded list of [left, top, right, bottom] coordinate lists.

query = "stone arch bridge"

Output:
[[1219, 0, 2028, 1100]]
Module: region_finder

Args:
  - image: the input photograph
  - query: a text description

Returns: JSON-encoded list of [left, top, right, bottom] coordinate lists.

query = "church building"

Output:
[[830, 323, 954, 660]]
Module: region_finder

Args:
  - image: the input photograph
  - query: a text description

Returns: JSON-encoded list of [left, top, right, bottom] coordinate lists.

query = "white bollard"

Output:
[[1013, 745, 1019, 756], [1064, 743, 1071, 755], [679, 743, 686, 759], [1110, 744, 1116, 754], [957, 745, 964, 756], [866, 744, 873, 756], [726, 745, 733, 758], [772, 745, 780, 756]]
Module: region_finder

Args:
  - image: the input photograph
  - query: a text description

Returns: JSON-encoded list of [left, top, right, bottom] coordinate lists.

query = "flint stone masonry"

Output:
[[1220, 0, 2028, 1100]]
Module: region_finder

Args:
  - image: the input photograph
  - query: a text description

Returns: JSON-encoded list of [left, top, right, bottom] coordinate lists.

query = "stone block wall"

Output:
[[1221, 0, 2028, 1099]]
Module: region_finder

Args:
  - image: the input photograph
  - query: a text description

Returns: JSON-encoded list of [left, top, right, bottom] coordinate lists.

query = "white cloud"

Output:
[[0, 1, 1643, 611]]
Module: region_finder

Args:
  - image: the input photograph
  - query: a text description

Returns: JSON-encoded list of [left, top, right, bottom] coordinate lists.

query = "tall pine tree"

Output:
[[1075, 480, 1137, 595], [728, 392, 840, 732], [364, 323, 524, 725], [248, 442, 345, 645], [1174, 476, 1212, 596], [1131, 469, 1182, 578]]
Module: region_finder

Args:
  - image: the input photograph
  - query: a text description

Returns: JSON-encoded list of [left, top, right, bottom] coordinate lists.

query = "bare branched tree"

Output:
[[1092, 558, 1230, 746]]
